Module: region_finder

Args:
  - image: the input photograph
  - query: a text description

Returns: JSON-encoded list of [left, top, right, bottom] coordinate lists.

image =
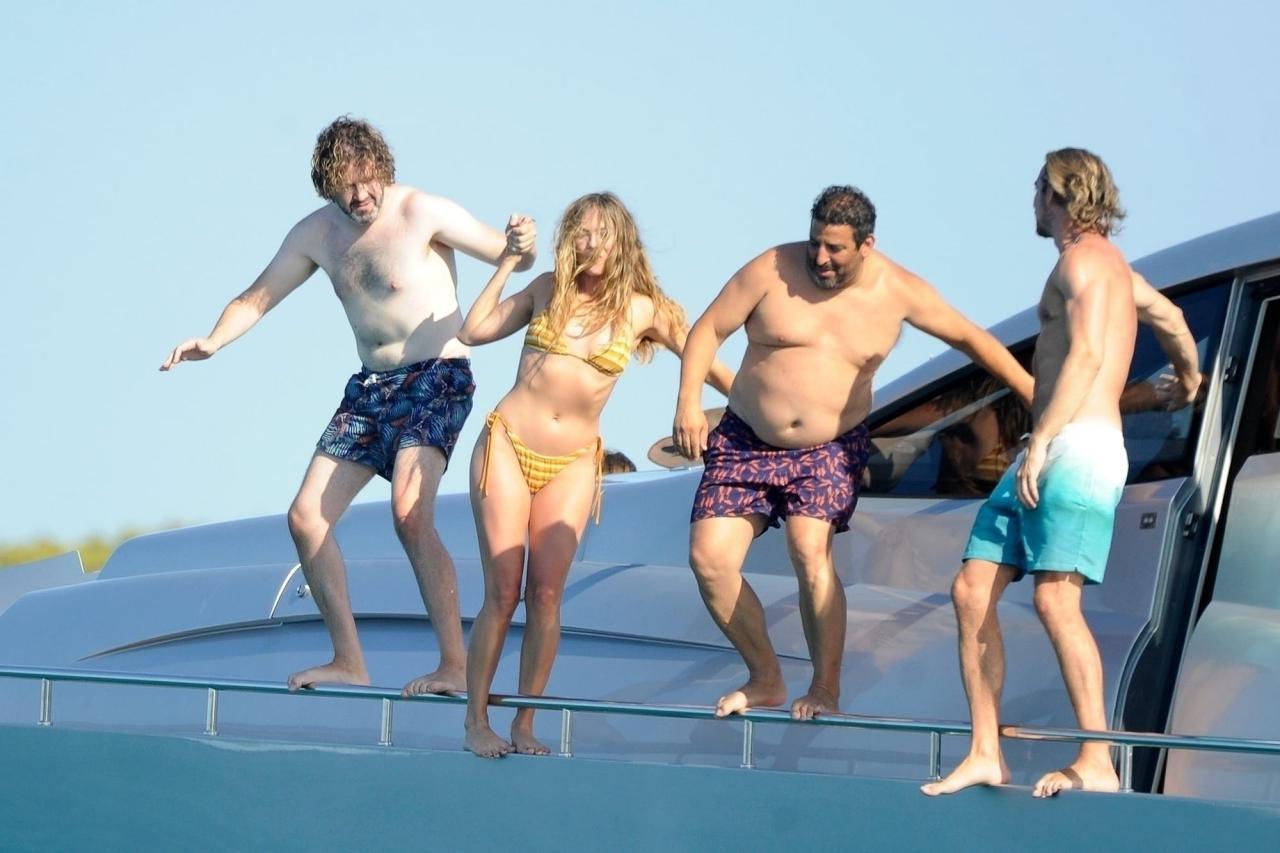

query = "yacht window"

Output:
[[863, 279, 1231, 498]]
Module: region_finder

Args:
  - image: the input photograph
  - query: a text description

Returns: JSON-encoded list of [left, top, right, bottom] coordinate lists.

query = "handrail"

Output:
[[3, 664, 1279, 790]]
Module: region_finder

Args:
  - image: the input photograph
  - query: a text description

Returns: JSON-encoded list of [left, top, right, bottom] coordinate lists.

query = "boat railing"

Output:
[[3, 664, 1278, 793]]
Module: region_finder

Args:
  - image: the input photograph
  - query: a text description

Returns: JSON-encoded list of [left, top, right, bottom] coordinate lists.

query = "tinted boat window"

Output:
[[864, 280, 1231, 497]]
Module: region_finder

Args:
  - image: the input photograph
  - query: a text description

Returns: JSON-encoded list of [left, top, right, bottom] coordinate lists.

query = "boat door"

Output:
[[1164, 272, 1280, 801]]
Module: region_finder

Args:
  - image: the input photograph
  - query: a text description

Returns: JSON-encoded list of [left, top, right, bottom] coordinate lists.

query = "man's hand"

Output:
[[506, 214, 536, 256], [1153, 371, 1202, 410], [160, 338, 219, 371], [673, 401, 710, 460], [1016, 437, 1048, 509]]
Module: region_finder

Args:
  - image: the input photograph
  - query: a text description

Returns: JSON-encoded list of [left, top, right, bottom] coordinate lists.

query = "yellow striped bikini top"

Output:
[[523, 310, 633, 377]]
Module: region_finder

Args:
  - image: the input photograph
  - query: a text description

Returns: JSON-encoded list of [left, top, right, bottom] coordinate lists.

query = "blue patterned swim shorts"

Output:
[[316, 358, 475, 480]]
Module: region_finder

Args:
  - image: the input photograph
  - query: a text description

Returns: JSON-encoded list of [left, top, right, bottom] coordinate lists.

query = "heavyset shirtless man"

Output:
[[161, 117, 535, 695], [922, 148, 1200, 798], [673, 186, 1033, 720]]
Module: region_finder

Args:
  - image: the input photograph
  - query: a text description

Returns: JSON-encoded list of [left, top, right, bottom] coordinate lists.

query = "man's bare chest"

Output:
[[748, 293, 904, 366], [321, 232, 444, 299]]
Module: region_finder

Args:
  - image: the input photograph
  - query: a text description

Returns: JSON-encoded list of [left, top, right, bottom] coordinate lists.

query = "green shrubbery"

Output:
[[0, 526, 177, 572]]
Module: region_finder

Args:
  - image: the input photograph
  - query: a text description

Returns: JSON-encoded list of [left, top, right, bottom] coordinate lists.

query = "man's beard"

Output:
[[806, 257, 843, 290], [345, 203, 378, 225]]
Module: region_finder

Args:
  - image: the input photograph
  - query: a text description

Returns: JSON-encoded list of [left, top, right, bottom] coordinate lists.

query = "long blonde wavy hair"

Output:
[[543, 192, 686, 363], [1043, 148, 1126, 236]]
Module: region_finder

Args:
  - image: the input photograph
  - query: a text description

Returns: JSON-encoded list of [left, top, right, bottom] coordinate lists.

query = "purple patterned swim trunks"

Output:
[[691, 408, 871, 534], [316, 358, 475, 481]]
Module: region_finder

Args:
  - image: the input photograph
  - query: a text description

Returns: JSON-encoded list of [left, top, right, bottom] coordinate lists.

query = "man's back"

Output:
[[1032, 234, 1137, 428]]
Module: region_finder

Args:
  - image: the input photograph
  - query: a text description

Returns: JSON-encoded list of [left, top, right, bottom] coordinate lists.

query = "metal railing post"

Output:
[[38, 678, 52, 727], [741, 720, 755, 769], [927, 730, 942, 781], [1118, 744, 1133, 793], [378, 698, 393, 746], [559, 709, 573, 757], [205, 688, 219, 736]]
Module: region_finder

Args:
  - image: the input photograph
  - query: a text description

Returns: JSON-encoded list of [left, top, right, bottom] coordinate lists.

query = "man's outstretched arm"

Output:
[[428, 195, 537, 272], [1133, 272, 1201, 407], [160, 223, 318, 370], [903, 275, 1035, 407]]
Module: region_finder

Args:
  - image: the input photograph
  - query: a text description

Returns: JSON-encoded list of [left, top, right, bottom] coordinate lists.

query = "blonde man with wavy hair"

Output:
[[162, 116, 537, 696], [1041, 147, 1127, 237], [923, 149, 1200, 798], [456, 191, 734, 758]]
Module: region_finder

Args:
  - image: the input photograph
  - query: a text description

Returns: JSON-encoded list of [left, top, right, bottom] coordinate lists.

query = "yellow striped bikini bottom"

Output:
[[479, 411, 604, 523]]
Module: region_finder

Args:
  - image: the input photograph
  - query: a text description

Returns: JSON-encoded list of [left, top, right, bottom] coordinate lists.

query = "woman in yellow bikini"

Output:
[[457, 192, 733, 758]]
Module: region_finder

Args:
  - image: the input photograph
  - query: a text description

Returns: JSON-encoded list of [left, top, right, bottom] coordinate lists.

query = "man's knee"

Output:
[[392, 500, 438, 544], [786, 530, 833, 584], [951, 568, 991, 615], [689, 537, 739, 585], [287, 498, 329, 545], [1033, 580, 1081, 626]]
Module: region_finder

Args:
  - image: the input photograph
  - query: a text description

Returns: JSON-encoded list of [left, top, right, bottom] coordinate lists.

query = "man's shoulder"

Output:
[[396, 186, 464, 218], [289, 204, 338, 243], [872, 251, 929, 297], [1056, 236, 1129, 287], [738, 243, 798, 281]]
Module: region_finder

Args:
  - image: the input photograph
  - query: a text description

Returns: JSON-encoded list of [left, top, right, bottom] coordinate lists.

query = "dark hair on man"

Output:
[[811, 185, 876, 245], [310, 116, 396, 201], [602, 449, 637, 475]]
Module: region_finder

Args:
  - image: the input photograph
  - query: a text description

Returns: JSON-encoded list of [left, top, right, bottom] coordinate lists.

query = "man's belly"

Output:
[[728, 370, 872, 449], [346, 299, 468, 370]]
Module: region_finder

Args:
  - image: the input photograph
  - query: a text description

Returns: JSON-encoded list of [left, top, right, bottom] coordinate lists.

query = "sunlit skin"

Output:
[[456, 205, 734, 758], [922, 165, 1200, 799], [161, 146, 536, 698], [674, 209, 1033, 723]]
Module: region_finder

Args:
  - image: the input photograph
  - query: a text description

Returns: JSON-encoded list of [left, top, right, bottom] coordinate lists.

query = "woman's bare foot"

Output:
[[465, 722, 511, 759], [1031, 759, 1119, 798], [401, 665, 466, 696], [715, 676, 787, 717], [287, 661, 370, 692], [790, 686, 839, 721], [511, 725, 551, 756], [920, 754, 1011, 796]]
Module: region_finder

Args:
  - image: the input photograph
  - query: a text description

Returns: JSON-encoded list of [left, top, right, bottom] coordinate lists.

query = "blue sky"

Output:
[[4, 1, 1278, 543]]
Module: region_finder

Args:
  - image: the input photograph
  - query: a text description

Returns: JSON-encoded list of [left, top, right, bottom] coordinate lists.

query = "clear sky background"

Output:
[[4, 1, 1278, 544]]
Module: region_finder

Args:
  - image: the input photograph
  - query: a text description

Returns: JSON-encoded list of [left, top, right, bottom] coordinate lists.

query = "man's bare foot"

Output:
[[1031, 759, 1119, 798], [920, 754, 1011, 796], [287, 661, 370, 692], [511, 726, 551, 756], [401, 665, 466, 697], [715, 677, 787, 717], [465, 722, 511, 759], [790, 686, 839, 721]]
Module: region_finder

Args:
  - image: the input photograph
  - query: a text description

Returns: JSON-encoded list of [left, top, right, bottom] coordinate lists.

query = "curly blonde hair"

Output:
[[310, 117, 395, 200], [1043, 148, 1126, 236], [543, 192, 685, 364]]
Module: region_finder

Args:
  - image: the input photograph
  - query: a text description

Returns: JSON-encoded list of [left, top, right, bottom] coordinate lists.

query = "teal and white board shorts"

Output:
[[962, 422, 1127, 584]]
